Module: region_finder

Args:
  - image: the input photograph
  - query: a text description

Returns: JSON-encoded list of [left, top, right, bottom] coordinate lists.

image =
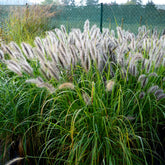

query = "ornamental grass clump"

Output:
[[1, 4, 56, 44], [0, 20, 165, 164], [1, 20, 164, 93]]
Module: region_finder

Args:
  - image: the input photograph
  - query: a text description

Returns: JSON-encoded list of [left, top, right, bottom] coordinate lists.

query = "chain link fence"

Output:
[[50, 4, 165, 34], [0, 4, 165, 34]]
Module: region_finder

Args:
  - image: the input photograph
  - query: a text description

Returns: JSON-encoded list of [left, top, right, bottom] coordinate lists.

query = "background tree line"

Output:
[[41, 0, 157, 6], [42, 0, 99, 6]]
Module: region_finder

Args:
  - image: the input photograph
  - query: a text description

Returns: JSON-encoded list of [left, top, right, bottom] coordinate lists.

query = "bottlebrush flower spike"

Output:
[[34, 37, 45, 55], [5, 60, 22, 76], [58, 82, 74, 90], [138, 74, 146, 82], [82, 92, 91, 105], [139, 91, 145, 99], [157, 93, 165, 101], [84, 19, 90, 33], [1, 20, 165, 94], [5, 157, 24, 165], [106, 80, 115, 92], [147, 85, 159, 94], [148, 72, 158, 77], [146, 60, 152, 73], [141, 77, 148, 88], [154, 89, 164, 97], [0, 49, 4, 60], [61, 25, 67, 37], [90, 24, 97, 37], [129, 64, 138, 77], [26, 77, 55, 93], [21, 42, 35, 60], [9, 42, 24, 59], [2, 44, 16, 58]]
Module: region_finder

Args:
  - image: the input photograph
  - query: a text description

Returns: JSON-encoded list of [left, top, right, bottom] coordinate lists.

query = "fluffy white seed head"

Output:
[[5, 60, 22, 76], [26, 77, 55, 93], [106, 80, 115, 92]]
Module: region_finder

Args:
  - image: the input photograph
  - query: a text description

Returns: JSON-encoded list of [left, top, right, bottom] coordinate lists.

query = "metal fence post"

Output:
[[100, 3, 103, 33]]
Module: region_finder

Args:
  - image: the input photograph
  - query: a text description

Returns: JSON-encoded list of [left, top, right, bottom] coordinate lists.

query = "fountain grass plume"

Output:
[[139, 91, 146, 99], [58, 82, 74, 90], [34, 37, 45, 55], [25, 77, 56, 93], [141, 76, 148, 88], [82, 91, 91, 105], [154, 89, 164, 97], [9, 41, 24, 57], [147, 85, 159, 94], [21, 42, 35, 60], [1, 20, 165, 96], [60, 25, 67, 37], [157, 93, 165, 100], [20, 61, 34, 76], [0, 49, 4, 60], [5, 157, 24, 165], [83, 19, 90, 33], [148, 72, 158, 77], [106, 80, 115, 92], [5, 60, 22, 76]]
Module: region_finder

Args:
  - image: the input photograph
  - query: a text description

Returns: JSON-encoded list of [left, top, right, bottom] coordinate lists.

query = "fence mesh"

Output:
[[0, 4, 165, 35]]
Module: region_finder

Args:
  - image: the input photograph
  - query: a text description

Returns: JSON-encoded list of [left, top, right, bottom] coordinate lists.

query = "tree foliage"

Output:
[[42, 0, 59, 5], [125, 0, 142, 5], [70, 0, 75, 6], [86, 0, 99, 6], [61, 0, 70, 5], [111, 1, 118, 5]]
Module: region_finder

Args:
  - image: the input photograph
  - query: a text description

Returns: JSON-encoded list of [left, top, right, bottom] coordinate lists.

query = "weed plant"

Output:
[[0, 20, 165, 164]]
